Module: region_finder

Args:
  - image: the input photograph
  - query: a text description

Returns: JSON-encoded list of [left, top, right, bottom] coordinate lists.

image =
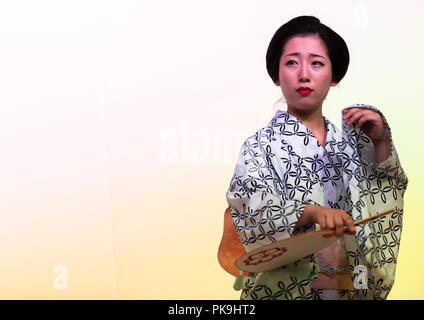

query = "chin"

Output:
[[288, 101, 322, 110]]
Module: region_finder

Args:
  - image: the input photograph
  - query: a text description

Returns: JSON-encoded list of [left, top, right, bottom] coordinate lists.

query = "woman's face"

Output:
[[276, 34, 336, 114]]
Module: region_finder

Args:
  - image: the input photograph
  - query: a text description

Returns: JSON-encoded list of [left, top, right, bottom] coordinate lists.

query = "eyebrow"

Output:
[[284, 52, 325, 59]]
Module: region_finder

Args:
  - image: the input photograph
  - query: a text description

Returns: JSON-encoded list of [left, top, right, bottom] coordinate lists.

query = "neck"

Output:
[[286, 105, 324, 131]]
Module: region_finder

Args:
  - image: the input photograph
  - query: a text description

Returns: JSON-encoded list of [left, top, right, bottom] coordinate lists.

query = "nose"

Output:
[[298, 63, 310, 83]]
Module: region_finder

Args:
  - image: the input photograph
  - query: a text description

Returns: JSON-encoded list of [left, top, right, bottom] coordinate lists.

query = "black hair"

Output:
[[266, 15, 350, 84]]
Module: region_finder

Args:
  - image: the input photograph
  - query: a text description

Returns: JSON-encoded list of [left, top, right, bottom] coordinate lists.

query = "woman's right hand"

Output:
[[312, 206, 356, 237], [296, 204, 356, 237]]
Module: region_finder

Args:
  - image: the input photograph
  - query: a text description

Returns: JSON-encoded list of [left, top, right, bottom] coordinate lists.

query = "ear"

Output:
[[330, 81, 338, 87], [275, 81, 280, 86]]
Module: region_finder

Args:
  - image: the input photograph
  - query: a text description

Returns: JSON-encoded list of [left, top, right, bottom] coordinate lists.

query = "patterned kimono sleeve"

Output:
[[226, 130, 310, 253], [343, 104, 408, 185], [370, 119, 407, 187], [343, 104, 408, 299]]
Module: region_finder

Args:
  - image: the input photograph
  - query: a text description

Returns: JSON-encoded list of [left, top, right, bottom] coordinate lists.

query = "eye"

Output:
[[285, 60, 297, 66], [312, 61, 324, 66]]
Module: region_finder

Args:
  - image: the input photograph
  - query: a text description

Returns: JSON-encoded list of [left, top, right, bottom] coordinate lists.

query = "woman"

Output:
[[226, 16, 408, 300]]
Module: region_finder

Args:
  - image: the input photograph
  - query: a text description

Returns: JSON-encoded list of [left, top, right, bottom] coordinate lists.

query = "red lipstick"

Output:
[[297, 87, 312, 95]]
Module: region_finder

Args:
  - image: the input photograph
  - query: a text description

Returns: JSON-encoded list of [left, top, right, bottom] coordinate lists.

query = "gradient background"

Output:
[[0, 0, 422, 299]]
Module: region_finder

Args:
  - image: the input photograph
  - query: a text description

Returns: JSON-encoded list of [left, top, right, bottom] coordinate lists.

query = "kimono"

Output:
[[226, 103, 408, 300]]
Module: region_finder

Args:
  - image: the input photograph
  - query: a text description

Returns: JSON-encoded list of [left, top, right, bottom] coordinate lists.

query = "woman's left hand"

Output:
[[343, 107, 391, 163], [342, 107, 388, 145]]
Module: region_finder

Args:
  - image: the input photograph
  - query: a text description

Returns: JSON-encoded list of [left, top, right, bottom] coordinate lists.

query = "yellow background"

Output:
[[0, 0, 422, 299]]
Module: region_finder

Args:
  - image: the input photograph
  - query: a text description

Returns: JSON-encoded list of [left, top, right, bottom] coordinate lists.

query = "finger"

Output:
[[334, 214, 344, 237], [343, 106, 375, 116], [344, 108, 377, 122], [316, 214, 326, 230], [342, 107, 360, 121], [342, 108, 359, 119], [326, 212, 334, 230], [343, 212, 356, 234], [345, 111, 366, 126], [354, 114, 369, 129]]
